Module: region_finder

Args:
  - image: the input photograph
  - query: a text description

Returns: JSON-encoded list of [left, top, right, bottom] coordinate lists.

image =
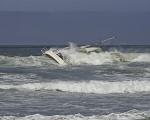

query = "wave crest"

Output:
[[0, 46, 150, 66], [0, 110, 150, 120], [1, 80, 150, 94], [0, 55, 56, 66]]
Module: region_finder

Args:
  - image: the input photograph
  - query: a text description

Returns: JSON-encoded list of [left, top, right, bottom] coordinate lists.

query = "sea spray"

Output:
[[0, 46, 150, 66]]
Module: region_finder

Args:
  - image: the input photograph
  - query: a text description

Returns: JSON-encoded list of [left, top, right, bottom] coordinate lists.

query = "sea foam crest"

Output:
[[0, 45, 150, 66], [131, 54, 150, 62], [0, 110, 150, 120], [60, 44, 150, 64], [1, 80, 150, 94], [0, 55, 56, 66]]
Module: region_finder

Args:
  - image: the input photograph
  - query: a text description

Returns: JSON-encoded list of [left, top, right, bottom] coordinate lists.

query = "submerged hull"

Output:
[[43, 50, 65, 65]]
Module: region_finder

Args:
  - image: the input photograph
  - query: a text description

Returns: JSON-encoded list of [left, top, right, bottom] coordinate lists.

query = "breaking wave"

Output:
[[58, 44, 150, 65], [0, 55, 57, 66], [0, 110, 150, 120], [0, 53, 150, 67], [1, 80, 150, 94], [0, 45, 150, 66]]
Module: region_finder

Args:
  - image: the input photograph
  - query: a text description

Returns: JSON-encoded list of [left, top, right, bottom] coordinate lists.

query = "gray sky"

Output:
[[0, 0, 150, 45], [0, 0, 150, 12]]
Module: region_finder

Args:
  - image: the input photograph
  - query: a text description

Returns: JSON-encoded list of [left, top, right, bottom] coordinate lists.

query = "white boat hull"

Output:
[[43, 50, 65, 65]]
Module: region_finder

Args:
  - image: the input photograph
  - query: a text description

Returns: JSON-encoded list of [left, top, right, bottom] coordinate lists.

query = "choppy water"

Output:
[[0, 44, 150, 120]]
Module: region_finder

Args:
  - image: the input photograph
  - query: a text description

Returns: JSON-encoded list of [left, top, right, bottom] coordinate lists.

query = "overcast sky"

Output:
[[0, 0, 150, 12], [0, 0, 150, 45]]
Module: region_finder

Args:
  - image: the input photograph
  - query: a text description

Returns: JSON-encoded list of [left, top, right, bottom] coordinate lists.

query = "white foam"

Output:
[[1, 80, 150, 94], [0, 110, 150, 120], [60, 46, 122, 65], [0, 55, 56, 66], [64, 51, 114, 65], [57, 45, 150, 65], [132, 53, 150, 62], [0, 47, 150, 66]]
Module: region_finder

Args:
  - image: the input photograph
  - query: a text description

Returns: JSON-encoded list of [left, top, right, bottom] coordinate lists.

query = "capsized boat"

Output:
[[41, 45, 103, 65], [78, 36, 115, 53], [79, 45, 103, 53], [41, 37, 117, 64], [41, 48, 65, 65]]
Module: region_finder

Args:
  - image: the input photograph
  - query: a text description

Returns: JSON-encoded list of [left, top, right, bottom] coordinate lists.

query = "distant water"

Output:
[[0, 44, 150, 120]]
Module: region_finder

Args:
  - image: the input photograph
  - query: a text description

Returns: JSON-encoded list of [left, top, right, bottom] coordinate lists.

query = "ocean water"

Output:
[[0, 44, 150, 120]]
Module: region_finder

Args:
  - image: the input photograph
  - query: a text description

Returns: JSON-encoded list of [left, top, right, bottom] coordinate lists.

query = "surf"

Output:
[[1, 80, 150, 94], [41, 42, 150, 65], [0, 44, 150, 66], [0, 109, 150, 120]]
